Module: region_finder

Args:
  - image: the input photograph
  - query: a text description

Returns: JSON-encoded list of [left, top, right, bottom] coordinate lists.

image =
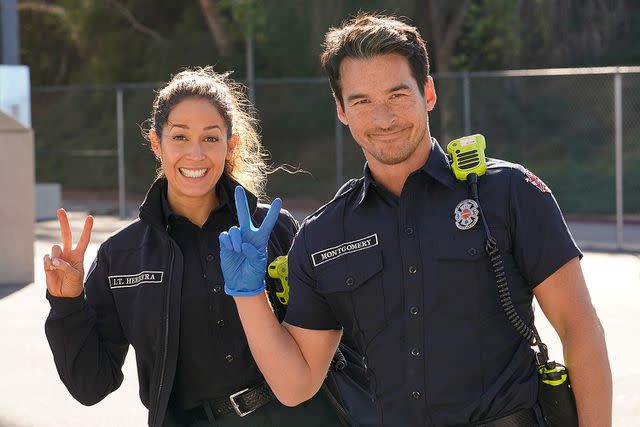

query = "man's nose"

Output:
[[372, 103, 397, 129]]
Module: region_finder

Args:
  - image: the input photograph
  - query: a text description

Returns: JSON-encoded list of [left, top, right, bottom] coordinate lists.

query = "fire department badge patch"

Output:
[[454, 199, 480, 230], [524, 169, 550, 193]]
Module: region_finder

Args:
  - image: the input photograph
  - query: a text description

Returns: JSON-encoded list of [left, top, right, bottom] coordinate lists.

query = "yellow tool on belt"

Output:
[[268, 256, 289, 305]]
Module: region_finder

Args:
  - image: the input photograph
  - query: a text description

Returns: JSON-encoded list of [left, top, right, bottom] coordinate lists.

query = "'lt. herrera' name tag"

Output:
[[108, 271, 164, 289], [312, 234, 378, 267]]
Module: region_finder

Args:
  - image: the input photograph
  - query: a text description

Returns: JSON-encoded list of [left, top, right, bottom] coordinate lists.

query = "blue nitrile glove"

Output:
[[219, 186, 282, 297]]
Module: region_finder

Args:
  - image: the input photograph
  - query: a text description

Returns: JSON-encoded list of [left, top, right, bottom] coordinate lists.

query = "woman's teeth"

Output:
[[179, 168, 208, 178]]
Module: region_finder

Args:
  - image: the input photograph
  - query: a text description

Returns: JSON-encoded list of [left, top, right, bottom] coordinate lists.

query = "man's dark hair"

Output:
[[320, 13, 430, 106]]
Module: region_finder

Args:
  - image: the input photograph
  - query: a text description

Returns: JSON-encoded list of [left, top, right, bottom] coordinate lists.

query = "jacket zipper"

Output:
[[152, 239, 174, 427]]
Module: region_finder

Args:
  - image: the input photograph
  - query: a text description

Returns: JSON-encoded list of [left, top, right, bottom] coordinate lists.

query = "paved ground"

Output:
[[0, 213, 638, 426]]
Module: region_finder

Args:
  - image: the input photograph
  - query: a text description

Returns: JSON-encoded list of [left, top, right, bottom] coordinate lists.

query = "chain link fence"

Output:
[[32, 67, 640, 250]]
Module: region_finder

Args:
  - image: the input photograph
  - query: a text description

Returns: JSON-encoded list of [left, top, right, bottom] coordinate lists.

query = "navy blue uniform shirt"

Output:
[[161, 181, 266, 410], [284, 140, 581, 426]]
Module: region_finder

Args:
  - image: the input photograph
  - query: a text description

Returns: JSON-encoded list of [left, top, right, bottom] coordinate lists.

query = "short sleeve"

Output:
[[510, 167, 582, 288], [272, 207, 299, 253], [284, 224, 342, 330]]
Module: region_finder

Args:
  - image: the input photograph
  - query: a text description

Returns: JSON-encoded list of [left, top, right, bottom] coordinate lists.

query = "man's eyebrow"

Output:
[[386, 84, 412, 93], [346, 93, 367, 103], [346, 84, 413, 103]]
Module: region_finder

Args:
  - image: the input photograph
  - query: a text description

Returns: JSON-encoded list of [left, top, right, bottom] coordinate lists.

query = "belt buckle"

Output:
[[228, 388, 256, 417]]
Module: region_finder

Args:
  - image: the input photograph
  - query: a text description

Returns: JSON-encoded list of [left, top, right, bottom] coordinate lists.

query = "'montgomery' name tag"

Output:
[[312, 234, 378, 267], [108, 271, 164, 289]]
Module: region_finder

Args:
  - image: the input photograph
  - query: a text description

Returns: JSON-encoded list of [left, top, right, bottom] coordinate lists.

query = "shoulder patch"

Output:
[[86, 256, 98, 281], [523, 169, 550, 193]]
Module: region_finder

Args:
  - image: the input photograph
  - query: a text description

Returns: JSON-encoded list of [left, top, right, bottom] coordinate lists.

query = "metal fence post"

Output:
[[245, 3, 255, 104], [614, 72, 623, 250], [463, 72, 471, 135], [335, 114, 344, 188], [116, 88, 126, 219]]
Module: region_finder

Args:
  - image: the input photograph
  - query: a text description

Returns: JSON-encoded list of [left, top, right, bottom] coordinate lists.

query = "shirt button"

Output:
[[206, 253, 214, 262], [345, 277, 355, 286], [405, 227, 414, 236], [408, 265, 417, 274], [225, 354, 234, 363], [467, 247, 478, 256], [411, 391, 422, 399], [213, 284, 223, 293], [410, 306, 419, 315], [217, 320, 225, 327], [410, 348, 420, 356]]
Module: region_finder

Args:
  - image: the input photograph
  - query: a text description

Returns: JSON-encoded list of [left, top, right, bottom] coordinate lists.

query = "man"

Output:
[[219, 14, 611, 427]]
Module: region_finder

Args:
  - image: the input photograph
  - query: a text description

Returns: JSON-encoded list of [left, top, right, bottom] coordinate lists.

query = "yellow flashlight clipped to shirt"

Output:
[[267, 256, 289, 305]]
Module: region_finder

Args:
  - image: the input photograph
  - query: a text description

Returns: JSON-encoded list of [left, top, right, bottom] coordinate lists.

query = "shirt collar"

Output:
[[357, 138, 457, 206], [160, 180, 172, 225], [422, 138, 458, 190], [160, 173, 240, 226]]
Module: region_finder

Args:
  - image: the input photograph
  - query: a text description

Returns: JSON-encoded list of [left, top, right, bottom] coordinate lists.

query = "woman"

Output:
[[43, 68, 341, 426]]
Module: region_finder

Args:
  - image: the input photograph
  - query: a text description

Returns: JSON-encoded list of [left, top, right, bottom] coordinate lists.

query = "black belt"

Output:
[[206, 382, 275, 418], [464, 408, 539, 427]]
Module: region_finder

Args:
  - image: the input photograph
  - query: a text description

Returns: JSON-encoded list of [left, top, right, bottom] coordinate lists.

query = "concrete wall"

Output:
[[0, 112, 34, 285]]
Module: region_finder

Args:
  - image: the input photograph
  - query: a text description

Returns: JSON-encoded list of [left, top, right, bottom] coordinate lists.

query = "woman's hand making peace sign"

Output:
[[219, 186, 282, 297], [43, 208, 94, 298]]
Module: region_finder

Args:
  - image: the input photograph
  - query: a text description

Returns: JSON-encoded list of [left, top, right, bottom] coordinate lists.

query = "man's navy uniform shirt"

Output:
[[284, 140, 581, 426]]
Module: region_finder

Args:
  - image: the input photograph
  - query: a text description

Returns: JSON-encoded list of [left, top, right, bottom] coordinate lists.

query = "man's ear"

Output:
[[149, 130, 162, 160], [335, 96, 348, 126], [424, 76, 437, 112], [226, 134, 238, 160]]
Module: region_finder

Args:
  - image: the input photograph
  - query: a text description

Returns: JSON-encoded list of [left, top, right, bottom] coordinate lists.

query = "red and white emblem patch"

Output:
[[524, 169, 550, 193], [454, 199, 480, 230]]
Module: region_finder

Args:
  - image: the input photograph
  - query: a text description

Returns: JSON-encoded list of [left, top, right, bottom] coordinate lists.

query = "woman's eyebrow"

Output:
[[168, 124, 221, 130]]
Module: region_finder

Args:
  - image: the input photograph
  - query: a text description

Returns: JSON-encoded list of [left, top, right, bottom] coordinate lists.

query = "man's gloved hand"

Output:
[[219, 186, 282, 297]]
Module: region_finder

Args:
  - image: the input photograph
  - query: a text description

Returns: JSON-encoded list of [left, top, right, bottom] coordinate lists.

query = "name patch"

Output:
[[312, 234, 378, 267], [108, 271, 164, 289]]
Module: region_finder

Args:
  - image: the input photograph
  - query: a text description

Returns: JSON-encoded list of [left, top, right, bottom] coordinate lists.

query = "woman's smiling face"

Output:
[[150, 97, 236, 204]]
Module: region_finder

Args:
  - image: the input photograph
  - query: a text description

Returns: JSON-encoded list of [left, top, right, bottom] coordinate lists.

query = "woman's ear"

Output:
[[226, 134, 238, 160], [149, 130, 162, 161]]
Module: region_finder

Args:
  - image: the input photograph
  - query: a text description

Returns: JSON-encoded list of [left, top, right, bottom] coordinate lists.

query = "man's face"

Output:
[[336, 53, 436, 168]]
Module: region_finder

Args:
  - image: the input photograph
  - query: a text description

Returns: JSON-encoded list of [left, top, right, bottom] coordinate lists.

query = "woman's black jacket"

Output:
[[45, 176, 298, 426]]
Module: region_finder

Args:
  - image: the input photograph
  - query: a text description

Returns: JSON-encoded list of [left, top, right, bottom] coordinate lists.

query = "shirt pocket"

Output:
[[433, 229, 494, 320], [315, 249, 386, 345]]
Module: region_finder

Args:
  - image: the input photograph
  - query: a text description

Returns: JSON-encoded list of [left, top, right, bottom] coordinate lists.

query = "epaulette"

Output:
[[335, 178, 360, 198], [304, 178, 362, 220], [486, 157, 520, 171]]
